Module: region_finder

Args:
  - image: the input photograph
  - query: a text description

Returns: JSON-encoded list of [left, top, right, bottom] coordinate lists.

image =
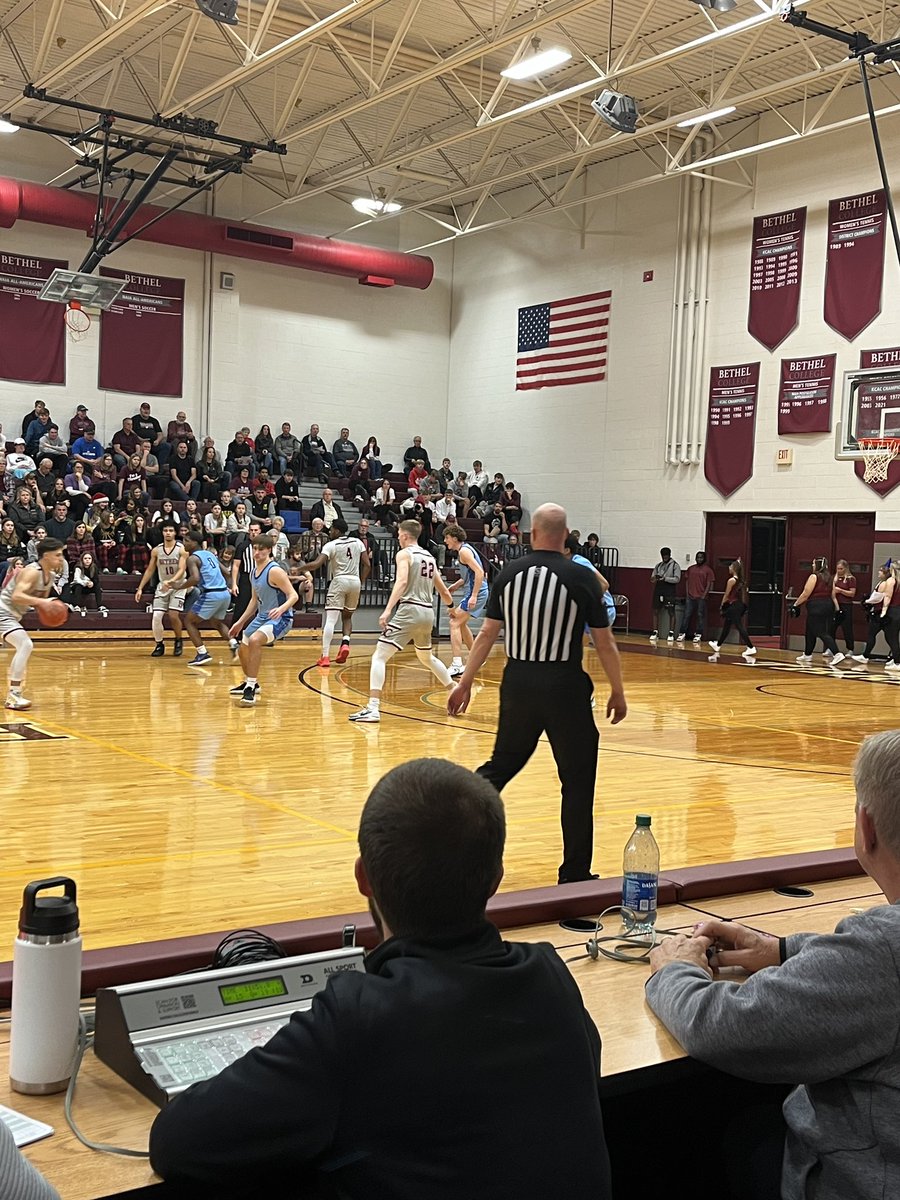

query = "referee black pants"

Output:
[[477, 663, 599, 884]]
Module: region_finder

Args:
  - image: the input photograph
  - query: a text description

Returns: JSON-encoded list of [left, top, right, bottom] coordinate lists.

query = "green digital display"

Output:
[[218, 976, 288, 1006]]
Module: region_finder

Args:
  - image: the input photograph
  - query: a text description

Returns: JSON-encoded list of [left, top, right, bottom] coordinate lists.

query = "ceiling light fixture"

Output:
[[501, 38, 572, 80], [194, 0, 239, 25], [352, 188, 402, 216], [591, 90, 639, 133], [692, 0, 738, 11], [0, 118, 19, 134], [677, 105, 736, 126]]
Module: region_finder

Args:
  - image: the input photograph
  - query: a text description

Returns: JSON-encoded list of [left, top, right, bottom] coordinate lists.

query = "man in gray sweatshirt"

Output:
[[645, 728, 900, 1200]]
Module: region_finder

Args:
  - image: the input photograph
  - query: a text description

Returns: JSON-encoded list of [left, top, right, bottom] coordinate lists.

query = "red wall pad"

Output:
[[0, 176, 434, 290]]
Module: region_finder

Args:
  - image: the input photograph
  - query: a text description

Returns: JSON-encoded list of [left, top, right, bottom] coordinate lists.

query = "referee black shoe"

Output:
[[557, 874, 599, 885]]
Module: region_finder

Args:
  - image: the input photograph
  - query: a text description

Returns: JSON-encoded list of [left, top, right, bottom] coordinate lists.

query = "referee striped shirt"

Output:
[[485, 551, 608, 665]]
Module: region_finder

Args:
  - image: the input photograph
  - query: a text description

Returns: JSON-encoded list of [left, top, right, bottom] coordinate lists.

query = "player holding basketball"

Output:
[[349, 520, 454, 723], [0, 537, 66, 709], [443, 524, 488, 678], [229, 535, 298, 705], [300, 518, 370, 667], [134, 522, 187, 657], [169, 530, 235, 667]]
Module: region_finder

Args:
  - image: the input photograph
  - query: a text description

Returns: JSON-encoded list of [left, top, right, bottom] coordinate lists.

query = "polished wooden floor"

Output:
[[0, 631, 885, 951]]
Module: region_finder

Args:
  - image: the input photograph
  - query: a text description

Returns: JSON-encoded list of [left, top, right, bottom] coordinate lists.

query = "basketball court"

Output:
[[0, 631, 869, 952]]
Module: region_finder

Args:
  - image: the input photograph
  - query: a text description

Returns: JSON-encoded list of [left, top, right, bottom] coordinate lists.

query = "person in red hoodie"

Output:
[[408, 459, 428, 493], [676, 550, 716, 644]]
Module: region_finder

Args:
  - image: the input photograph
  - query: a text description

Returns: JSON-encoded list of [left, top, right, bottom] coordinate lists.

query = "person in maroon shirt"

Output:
[[677, 551, 716, 643], [793, 556, 843, 665], [165, 412, 196, 461], [831, 558, 857, 654]]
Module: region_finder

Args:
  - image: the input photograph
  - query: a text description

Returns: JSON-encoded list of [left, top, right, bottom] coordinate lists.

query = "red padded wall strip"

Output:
[[0, 176, 434, 290]]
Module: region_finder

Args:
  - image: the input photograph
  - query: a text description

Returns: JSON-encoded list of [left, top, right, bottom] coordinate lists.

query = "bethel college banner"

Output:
[[0, 251, 67, 385], [704, 362, 760, 498], [777, 354, 835, 435], [748, 208, 805, 351], [98, 268, 185, 397], [824, 190, 885, 341]]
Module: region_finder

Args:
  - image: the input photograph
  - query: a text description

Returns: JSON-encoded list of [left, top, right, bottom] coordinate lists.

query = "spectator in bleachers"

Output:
[[199, 437, 229, 482], [349, 456, 373, 504], [0, 518, 26, 571], [403, 435, 430, 472], [113, 509, 134, 572], [354, 517, 388, 581], [226, 501, 251, 544], [467, 460, 488, 504], [362, 435, 384, 480], [485, 473, 505, 508], [34, 459, 57, 505], [217, 544, 237, 603], [300, 517, 328, 559], [437, 458, 454, 491], [90, 453, 119, 502], [231, 467, 252, 499], [25, 526, 47, 564], [64, 463, 92, 519], [112, 418, 142, 468], [301, 424, 337, 481], [184, 511, 204, 543], [204, 503, 227, 551], [24, 409, 52, 460], [253, 467, 276, 498], [151, 498, 179, 527], [165, 412, 196, 461], [270, 515, 290, 561], [8, 439, 36, 478], [408, 460, 428, 494], [133, 402, 165, 458], [419, 473, 441, 504], [0, 452, 14, 507], [65, 521, 95, 567], [118, 453, 147, 503], [332, 427, 358, 477], [433, 489, 457, 541], [483, 504, 509, 559], [45, 501, 75, 543], [71, 551, 104, 614], [10, 485, 43, 539], [254, 425, 274, 473], [451, 471, 472, 519], [70, 428, 103, 473], [583, 533, 602, 566], [141, 439, 165, 501], [218, 490, 236, 521], [274, 423, 302, 475], [373, 479, 398, 529], [128, 514, 151, 576], [197, 446, 223, 502], [286, 546, 316, 611], [68, 404, 93, 445], [169, 441, 200, 501], [274, 467, 301, 512], [502, 481, 522, 530], [225, 430, 255, 477], [21, 398, 48, 439], [37, 425, 68, 475], [309, 487, 343, 526], [250, 486, 275, 528], [93, 506, 117, 571]]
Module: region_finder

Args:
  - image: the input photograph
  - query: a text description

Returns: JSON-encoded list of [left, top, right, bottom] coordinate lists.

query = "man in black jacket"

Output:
[[150, 759, 612, 1200]]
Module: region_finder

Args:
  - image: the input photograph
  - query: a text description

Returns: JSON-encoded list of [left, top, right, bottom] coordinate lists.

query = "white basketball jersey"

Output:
[[0, 563, 52, 620], [323, 536, 366, 579], [399, 545, 438, 606], [157, 542, 186, 588]]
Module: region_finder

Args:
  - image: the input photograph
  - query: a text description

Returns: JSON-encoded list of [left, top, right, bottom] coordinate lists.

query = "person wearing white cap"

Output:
[[7, 440, 36, 479]]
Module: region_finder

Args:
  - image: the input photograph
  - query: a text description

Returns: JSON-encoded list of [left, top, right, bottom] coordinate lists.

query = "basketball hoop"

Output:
[[859, 437, 900, 483], [64, 300, 92, 343]]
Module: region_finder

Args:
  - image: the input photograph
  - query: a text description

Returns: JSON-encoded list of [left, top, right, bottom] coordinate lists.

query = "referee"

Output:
[[448, 503, 627, 884]]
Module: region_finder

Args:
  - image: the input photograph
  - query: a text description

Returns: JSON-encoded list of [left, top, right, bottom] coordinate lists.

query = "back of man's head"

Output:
[[358, 759, 505, 939], [854, 730, 900, 857], [531, 503, 567, 550]]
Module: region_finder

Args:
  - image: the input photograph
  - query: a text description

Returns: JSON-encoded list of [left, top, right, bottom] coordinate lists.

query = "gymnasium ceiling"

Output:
[[1, 0, 900, 251]]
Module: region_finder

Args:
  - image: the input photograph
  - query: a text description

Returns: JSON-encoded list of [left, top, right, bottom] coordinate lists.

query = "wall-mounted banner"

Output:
[[777, 353, 836, 434], [0, 252, 67, 385], [748, 207, 806, 351], [98, 268, 184, 397], [824, 190, 885, 341], [704, 362, 760, 498]]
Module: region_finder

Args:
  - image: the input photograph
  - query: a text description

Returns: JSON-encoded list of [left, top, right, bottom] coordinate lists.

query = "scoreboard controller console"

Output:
[[94, 948, 366, 1106]]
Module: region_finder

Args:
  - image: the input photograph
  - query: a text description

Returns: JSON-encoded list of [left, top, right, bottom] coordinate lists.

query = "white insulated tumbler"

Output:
[[10, 877, 82, 1095]]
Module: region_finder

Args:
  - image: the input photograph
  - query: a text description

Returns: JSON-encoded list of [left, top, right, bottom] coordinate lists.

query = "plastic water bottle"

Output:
[[622, 815, 659, 933], [10, 878, 82, 1095]]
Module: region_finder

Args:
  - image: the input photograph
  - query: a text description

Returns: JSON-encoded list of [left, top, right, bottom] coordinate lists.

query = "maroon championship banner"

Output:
[[98, 268, 184, 396], [777, 353, 836, 434], [0, 251, 67, 385], [748, 207, 806, 351], [824, 190, 885, 340], [704, 362, 760, 498], [854, 346, 900, 495]]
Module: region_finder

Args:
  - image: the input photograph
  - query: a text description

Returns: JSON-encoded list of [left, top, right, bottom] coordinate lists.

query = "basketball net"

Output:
[[64, 300, 92, 343], [859, 438, 900, 484]]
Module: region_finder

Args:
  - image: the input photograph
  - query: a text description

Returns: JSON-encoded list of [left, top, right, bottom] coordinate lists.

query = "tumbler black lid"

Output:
[[18, 878, 79, 936]]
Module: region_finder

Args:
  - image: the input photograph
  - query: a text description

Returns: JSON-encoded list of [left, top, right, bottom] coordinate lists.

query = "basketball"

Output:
[[39, 599, 69, 628]]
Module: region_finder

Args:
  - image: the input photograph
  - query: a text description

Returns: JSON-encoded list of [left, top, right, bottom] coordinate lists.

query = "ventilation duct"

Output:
[[0, 177, 433, 290]]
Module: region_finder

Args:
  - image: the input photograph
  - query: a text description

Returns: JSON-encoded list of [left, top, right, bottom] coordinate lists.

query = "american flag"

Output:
[[516, 290, 610, 391]]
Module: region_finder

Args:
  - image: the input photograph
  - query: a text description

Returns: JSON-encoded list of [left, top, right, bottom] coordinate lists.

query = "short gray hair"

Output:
[[854, 731, 900, 856]]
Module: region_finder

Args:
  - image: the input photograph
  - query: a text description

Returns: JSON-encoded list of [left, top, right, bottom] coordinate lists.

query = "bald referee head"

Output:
[[530, 503, 568, 549]]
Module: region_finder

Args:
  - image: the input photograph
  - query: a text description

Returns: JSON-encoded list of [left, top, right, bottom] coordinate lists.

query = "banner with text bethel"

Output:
[[98, 268, 185, 397], [855, 346, 900, 496], [704, 362, 760, 498], [748, 208, 805, 351], [0, 252, 67, 386], [777, 353, 835, 435], [825, 190, 885, 341]]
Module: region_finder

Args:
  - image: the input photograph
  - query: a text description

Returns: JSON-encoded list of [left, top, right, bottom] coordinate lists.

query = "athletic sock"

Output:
[[9, 685, 21, 695], [341, 635, 350, 643], [369, 697, 380, 711], [197, 643, 208, 655], [246, 677, 258, 688], [451, 657, 463, 668]]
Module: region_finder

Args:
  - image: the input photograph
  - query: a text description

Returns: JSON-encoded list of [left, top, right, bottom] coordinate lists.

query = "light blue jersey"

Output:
[[195, 549, 229, 595], [572, 553, 616, 623], [458, 545, 489, 616], [245, 560, 293, 641]]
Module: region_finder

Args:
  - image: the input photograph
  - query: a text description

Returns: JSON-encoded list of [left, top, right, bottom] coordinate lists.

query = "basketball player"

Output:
[[0, 537, 65, 709], [134, 522, 187, 657], [169, 530, 235, 667], [229, 535, 298, 705], [443, 524, 488, 678], [300, 518, 370, 667], [348, 519, 454, 723]]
